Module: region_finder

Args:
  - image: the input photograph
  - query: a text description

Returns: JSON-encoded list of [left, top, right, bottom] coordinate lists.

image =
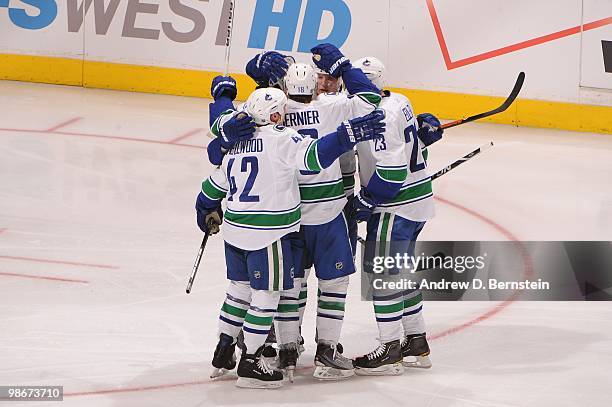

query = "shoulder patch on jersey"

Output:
[[273, 124, 286, 132], [325, 92, 338, 96]]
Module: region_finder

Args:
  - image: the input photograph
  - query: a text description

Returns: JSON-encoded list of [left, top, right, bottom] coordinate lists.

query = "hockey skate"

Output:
[[313, 342, 354, 380], [236, 347, 284, 389], [210, 333, 237, 378], [278, 343, 299, 382], [401, 333, 432, 369], [353, 340, 404, 376], [237, 330, 277, 359]]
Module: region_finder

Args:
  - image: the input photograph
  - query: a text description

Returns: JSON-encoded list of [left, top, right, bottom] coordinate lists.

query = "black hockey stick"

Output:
[[441, 72, 525, 129], [431, 141, 494, 181], [186, 229, 211, 294]]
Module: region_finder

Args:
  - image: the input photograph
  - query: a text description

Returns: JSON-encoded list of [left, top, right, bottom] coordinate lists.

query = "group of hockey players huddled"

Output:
[[194, 43, 444, 389]]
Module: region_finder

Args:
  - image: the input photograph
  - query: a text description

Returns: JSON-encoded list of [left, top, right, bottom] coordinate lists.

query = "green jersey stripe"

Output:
[[272, 241, 280, 291], [305, 141, 322, 172], [202, 179, 227, 200], [356, 92, 382, 107], [299, 180, 344, 202], [404, 293, 423, 308], [374, 301, 404, 314], [376, 167, 408, 183], [277, 303, 299, 313], [379, 213, 391, 257], [379, 181, 433, 207], [318, 300, 345, 311], [224, 207, 301, 227], [221, 302, 248, 318], [244, 312, 273, 326]]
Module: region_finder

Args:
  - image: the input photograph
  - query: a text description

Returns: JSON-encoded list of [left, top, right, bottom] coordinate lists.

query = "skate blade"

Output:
[[313, 366, 355, 381], [236, 377, 282, 389], [210, 368, 229, 379], [354, 362, 404, 376], [402, 355, 432, 369]]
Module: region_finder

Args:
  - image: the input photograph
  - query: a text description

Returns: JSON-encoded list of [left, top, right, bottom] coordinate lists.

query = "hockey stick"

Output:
[[222, 0, 235, 75], [431, 141, 494, 181], [186, 229, 211, 294], [441, 72, 525, 130], [357, 142, 494, 246]]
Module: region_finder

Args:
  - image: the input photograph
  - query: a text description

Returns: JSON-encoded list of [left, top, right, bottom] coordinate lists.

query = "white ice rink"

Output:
[[1, 81, 611, 407]]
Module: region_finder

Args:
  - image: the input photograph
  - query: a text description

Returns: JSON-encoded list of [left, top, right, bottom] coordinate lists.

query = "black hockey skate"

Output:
[[278, 343, 299, 382], [210, 333, 237, 378], [313, 342, 354, 380], [237, 330, 277, 358], [401, 333, 432, 368], [236, 347, 284, 389], [353, 340, 404, 376]]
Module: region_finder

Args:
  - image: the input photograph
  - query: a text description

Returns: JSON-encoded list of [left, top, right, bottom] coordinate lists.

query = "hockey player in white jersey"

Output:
[[277, 59, 381, 380], [196, 87, 385, 388], [347, 56, 444, 375]]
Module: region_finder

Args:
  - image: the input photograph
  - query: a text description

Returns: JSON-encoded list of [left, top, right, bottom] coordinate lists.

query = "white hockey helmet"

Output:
[[354, 56, 386, 89], [283, 63, 317, 96], [244, 87, 287, 125]]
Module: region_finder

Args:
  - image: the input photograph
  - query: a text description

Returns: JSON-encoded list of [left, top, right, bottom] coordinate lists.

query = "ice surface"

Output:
[[1, 81, 611, 407]]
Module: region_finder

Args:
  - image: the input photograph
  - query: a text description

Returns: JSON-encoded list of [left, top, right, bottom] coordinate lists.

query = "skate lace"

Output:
[[366, 344, 387, 360], [257, 356, 274, 375]]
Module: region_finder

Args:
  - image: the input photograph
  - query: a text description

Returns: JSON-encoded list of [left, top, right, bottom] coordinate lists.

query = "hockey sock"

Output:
[[218, 280, 252, 339], [297, 268, 311, 326], [242, 289, 280, 354], [316, 276, 349, 344], [372, 288, 404, 343], [274, 278, 301, 345], [401, 290, 425, 335]]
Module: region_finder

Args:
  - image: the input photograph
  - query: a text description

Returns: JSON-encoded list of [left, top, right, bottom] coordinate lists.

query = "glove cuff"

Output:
[[329, 57, 350, 78]]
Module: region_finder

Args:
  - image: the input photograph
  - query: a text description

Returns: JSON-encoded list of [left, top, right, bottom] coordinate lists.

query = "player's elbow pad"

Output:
[[366, 173, 403, 203], [342, 67, 380, 95], [207, 138, 224, 166], [209, 97, 235, 127], [315, 132, 350, 169]]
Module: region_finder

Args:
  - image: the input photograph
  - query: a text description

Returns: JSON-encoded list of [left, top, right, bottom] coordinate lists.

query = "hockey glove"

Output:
[[417, 113, 443, 147], [219, 112, 256, 150], [211, 75, 237, 101], [350, 188, 377, 223], [311, 43, 351, 78], [336, 109, 386, 150], [195, 193, 223, 235], [246, 51, 290, 87]]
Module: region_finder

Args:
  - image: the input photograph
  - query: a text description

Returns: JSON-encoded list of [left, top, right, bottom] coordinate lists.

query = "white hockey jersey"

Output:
[[283, 92, 377, 225], [201, 117, 322, 251], [356, 92, 435, 221]]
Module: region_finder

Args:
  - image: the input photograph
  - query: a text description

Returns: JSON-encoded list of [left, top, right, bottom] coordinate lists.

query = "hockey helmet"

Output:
[[354, 56, 386, 89], [283, 63, 317, 96], [245, 87, 288, 125]]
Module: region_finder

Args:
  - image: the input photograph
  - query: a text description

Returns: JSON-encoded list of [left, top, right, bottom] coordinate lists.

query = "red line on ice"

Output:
[[45, 117, 82, 132], [0, 255, 118, 269], [0, 271, 89, 284], [426, 0, 612, 70], [0, 127, 205, 150], [168, 128, 204, 144]]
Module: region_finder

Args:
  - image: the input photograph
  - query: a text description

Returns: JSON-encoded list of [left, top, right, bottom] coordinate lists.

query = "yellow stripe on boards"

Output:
[[1, 53, 609, 134]]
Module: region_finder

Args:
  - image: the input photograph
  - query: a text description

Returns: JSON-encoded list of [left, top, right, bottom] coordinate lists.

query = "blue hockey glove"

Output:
[[219, 112, 256, 150], [246, 51, 290, 86], [311, 43, 352, 78], [350, 188, 377, 223], [336, 109, 386, 150], [195, 193, 223, 234], [417, 113, 443, 147], [211, 75, 237, 101]]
